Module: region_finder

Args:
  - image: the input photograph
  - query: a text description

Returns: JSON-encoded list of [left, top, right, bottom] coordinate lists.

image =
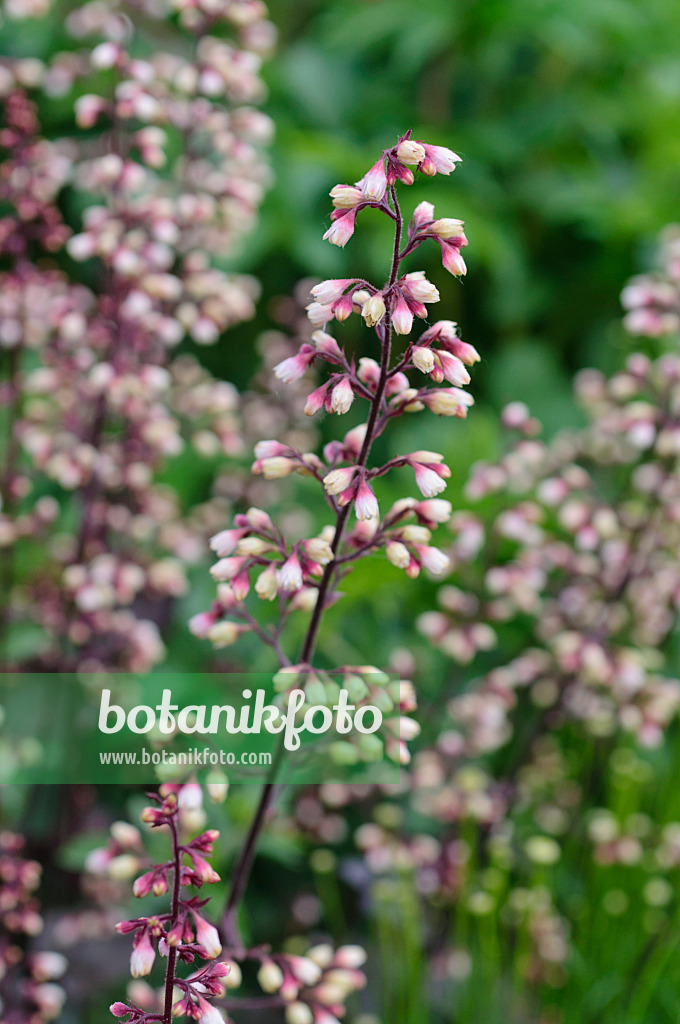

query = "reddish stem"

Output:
[[221, 185, 405, 949]]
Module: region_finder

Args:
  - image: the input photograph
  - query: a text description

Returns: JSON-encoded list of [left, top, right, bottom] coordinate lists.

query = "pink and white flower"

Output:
[[354, 479, 379, 521], [323, 209, 357, 248], [358, 157, 388, 202]]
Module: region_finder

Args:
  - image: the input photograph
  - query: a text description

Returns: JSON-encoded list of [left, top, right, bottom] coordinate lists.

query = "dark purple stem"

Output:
[[163, 817, 182, 1024]]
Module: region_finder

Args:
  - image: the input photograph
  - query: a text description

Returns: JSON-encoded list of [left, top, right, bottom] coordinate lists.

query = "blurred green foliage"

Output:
[[225, 0, 680, 425]]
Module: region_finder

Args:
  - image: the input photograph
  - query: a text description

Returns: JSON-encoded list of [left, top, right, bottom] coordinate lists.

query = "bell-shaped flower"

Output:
[[323, 209, 357, 247], [354, 479, 379, 521], [357, 158, 388, 201], [391, 294, 414, 335]]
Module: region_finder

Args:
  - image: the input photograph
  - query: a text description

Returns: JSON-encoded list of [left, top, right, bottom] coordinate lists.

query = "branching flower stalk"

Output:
[[193, 131, 477, 952], [111, 790, 230, 1024]]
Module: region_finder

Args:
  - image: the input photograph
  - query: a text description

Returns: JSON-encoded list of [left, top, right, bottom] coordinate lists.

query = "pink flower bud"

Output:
[[415, 545, 450, 575], [412, 201, 434, 229], [304, 382, 330, 417], [333, 292, 355, 321], [311, 279, 355, 304], [192, 912, 222, 958], [439, 240, 467, 276], [210, 557, 246, 582], [329, 378, 354, 414], [421, 143, 462, 174], [110, 1003, 130, 1017], [188, 611, 216, 639], [209, 529, 248, 557], [277, 552, 303, 592], [189, 852, 221, 884], [274, 352, 313, 383], [323, 209, 357, 248], [329, 185, 362, 209], [413, 463, 448, 498], [354, 479, 379, 521], [312, 330, 343, 359], [254, 440, 288, 459], [130, 931, 155, 978], [358, 158, 387, 201], [323, 467, 356, 495], [391, 294, 413, 335], [196, 996, 224, 1024], [132, 871, 156, 898], [231, 569, 250, 602], [435, 351, 470, 387], [361, 293, 386, 327], [423, 388, 474, 417]]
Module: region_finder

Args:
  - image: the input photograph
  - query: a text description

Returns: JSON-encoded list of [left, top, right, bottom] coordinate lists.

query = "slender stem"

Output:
[[163, 817, 182, 1024], [221, 186, 405, 948]]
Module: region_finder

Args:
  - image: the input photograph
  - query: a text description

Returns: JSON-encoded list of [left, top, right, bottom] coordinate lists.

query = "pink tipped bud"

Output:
[[415, 544, 450, 575], [274, 352, 313, 383], [304, 382, 330, 417], [354, 479, 379, 521], [190, 852, 221, 884], [130, 932, 155, 978], [358, 158, 387, 201], [439, 240, 467, 276], [415, 499, 452, 525], [323, 209, 357, 248], [421, 143, 461, 175], [423, 388, 474, 417], [132, 871, 156, 898], [196, 996, 224, 1024], [435, 351, 471, 387], [396, 140, 426, 166], [448, 338, 480, 365], [329, 184, 363, 209], [323, 467, 356, 495], [193, 912, 223, 959], [430, 218, 466, 240], [413, 463, 448, 497], [412, 347, 435, 374], [254, 440, 288, 459], [210, 528, 247, 557], [412, 201, 434, 229], [110, 1003, 130, 1017], [312, 330, 343, 359], [278, 552, 304, 592], [306, 301, 335, 326], [329, 378, 355, 414], [311, 279, 354, 304], [210, 557, 246, 582], [333, 292, 355, 321], [231, 569, 250, 602], [392, 294, 414, 335]]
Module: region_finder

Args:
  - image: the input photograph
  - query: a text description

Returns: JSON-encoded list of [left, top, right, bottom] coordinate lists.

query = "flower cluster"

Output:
[[252, 943, 367, 1024], [0, 831, 68, 1024], [111, 789, 230, 1024], [196, 134, 477, 682], [0, 0, 273, 671], [621, 225, 680, 338]]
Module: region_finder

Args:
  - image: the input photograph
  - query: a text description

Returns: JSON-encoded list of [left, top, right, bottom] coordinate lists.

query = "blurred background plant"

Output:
[[4, 1, 680, 1024]]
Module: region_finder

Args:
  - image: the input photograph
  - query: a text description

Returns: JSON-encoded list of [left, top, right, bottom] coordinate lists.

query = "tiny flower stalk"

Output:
[[111, 790, 228, 1024], [194, 131, 478, 946]]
